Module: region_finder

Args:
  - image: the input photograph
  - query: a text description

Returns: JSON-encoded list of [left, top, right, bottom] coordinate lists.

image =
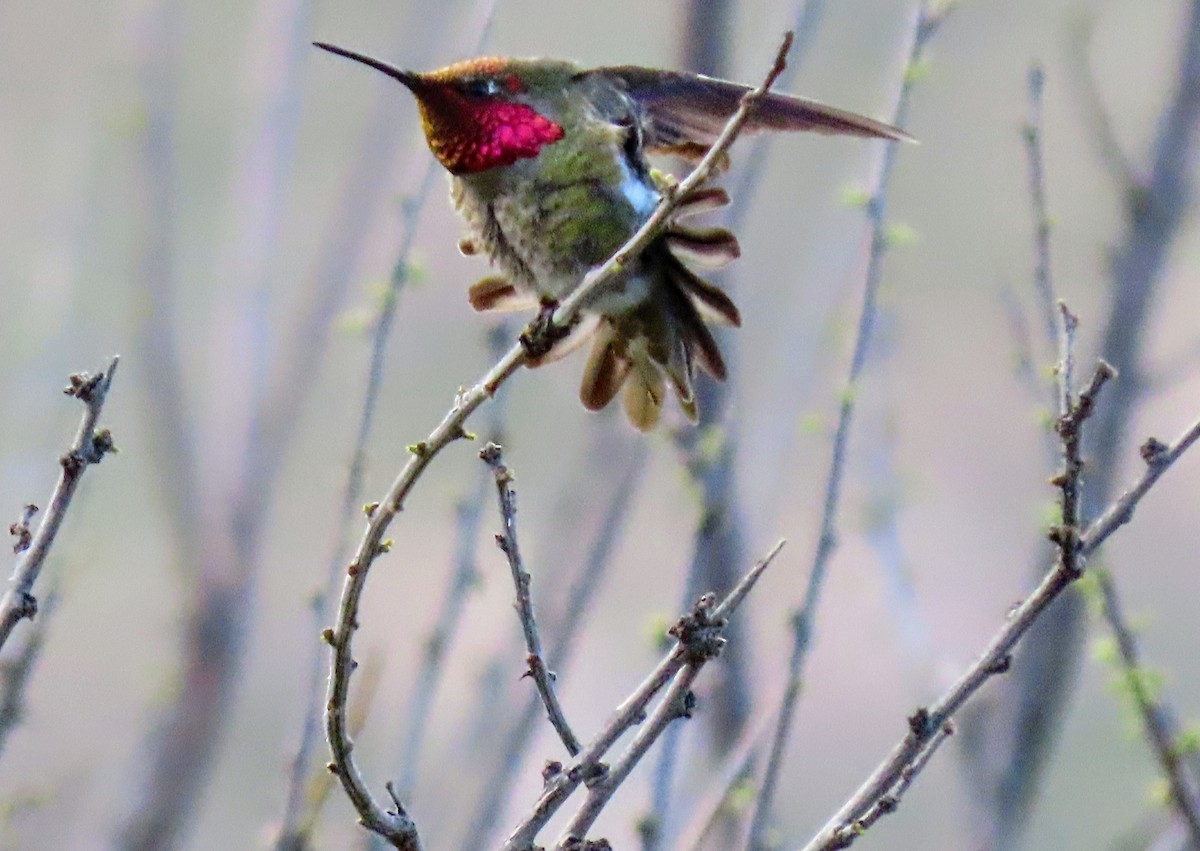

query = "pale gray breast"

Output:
[[449, 171, 540, 291]]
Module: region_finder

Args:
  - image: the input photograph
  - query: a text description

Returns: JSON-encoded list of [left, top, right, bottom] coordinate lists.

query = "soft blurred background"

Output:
[[1, 0, 1198, 849]]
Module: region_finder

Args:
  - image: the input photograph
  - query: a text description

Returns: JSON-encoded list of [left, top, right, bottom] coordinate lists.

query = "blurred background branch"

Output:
[[1094, 566, 1200, 845], [958, 4, 1200, 846], [0, 586, 58, 761], [116, 1, 315, 847], [745, 6, 951, 846]]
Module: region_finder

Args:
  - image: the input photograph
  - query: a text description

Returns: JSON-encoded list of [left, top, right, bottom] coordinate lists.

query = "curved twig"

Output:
[[274, 3, 505, 845]]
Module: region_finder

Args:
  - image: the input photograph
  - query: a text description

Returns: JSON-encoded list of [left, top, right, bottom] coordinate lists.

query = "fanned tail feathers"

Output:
[[579, 210, 740, 430]]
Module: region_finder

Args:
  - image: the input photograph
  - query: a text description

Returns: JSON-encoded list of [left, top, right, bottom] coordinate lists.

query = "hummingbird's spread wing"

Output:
[[590, 67, 911, 152]]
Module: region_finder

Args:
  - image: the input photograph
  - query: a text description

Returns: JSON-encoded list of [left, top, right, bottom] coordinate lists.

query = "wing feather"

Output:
[[589, 67, 912, 151]]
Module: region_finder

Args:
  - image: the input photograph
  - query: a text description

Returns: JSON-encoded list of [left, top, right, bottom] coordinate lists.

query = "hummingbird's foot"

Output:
[[520, 300, 570, 361]]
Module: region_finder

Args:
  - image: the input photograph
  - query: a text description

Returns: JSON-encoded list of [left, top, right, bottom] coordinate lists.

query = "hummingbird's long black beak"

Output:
[[312, 42, 422, 89]]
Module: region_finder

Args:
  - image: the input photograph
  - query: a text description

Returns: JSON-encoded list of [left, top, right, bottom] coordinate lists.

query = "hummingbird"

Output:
[[314, 42, 909, 430]]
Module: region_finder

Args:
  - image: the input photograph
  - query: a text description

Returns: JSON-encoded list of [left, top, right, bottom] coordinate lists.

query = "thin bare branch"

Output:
[[848, 719, 956, 837], [273, 153, 436, 851], [457, 440, 646, 849], [0, 357, 118, 653], [673, 712, 774, 851], [1049, 303, 1093, 584], [555, 661, 705, 849], [1081, 419, 1200, 555], [275, 653, 387, 851], [807, 300, 1109, 850], [481, 442, 581, 757], [275, 5, 505, 843], [956, 64, 1082, 847], [1023, 65, 1059, 352]]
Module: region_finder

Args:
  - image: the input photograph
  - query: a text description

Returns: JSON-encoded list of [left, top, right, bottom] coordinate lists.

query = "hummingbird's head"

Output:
[[315, 43, 565, 176]]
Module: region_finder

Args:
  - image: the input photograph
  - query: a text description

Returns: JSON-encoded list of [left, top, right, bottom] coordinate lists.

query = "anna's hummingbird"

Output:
[[315, 42, 908, 430]]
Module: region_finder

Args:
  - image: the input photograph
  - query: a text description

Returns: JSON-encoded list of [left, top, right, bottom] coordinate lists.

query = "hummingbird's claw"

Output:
[[520, 300, 571, 363]]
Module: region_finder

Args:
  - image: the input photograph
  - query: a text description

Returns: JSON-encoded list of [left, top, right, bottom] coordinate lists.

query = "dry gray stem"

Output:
[[481, 442, 581, 757]]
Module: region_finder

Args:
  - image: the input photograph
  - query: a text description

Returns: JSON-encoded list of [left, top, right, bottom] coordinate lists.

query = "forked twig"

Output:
[[800, 404, 1200, 851], [502, 541, 786, 851]]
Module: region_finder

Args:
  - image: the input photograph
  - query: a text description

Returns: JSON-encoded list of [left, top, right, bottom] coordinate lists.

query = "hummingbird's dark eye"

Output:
[[463, 78, 501, 98]]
